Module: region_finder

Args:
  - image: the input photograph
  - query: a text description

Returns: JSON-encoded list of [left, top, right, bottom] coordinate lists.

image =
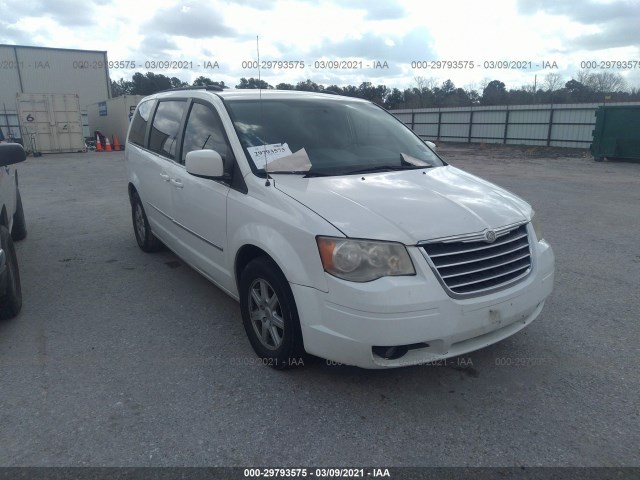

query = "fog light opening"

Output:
[[372, 345, 409, 360]]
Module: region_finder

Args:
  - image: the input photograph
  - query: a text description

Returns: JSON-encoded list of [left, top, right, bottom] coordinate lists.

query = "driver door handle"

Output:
[[171, 178, 184, 189]]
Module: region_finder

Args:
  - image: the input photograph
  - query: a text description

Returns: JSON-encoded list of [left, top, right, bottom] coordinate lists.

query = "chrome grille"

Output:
[[421, 224, 532, 296]]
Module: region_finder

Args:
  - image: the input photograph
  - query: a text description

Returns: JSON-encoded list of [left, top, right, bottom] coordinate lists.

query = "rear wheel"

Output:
[[0, 225, 22, 320], [239, 256, 306, 369], [131, 191, 162, 252]]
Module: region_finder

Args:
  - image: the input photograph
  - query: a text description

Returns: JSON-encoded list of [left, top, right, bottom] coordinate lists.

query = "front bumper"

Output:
[[292, 237, 554, 369]]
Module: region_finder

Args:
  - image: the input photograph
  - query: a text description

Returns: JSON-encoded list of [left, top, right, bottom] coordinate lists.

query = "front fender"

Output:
[[227, 186, 342, 293], [229, 222, 330, 293]]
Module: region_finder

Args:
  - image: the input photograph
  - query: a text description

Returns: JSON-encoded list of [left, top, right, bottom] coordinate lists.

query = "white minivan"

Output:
[[125, 86, 554, 369]]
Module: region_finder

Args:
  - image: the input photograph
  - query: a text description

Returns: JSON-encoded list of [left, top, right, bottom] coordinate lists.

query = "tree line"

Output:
[[111, 71, 640, 109]]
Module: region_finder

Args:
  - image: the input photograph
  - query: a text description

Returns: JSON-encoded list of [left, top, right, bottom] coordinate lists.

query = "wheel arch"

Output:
[[232, 229, 328, 294], [235, 244, 273, 291], [128, 182, 139, 205]]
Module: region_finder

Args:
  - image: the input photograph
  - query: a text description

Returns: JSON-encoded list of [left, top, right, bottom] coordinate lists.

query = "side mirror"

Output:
[[185, 149, 224, 179], [0, 143, 27, 167], [425, 140, 437, 152]]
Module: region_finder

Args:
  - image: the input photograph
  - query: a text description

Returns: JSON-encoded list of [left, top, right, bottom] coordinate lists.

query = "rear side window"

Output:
[[181, 102, 234, 171], [148, 100, 187, 160], [128, 99, 153, 147]]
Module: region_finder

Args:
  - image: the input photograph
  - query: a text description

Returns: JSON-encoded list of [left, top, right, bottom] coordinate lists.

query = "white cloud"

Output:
[[0, 0, 637, 90]]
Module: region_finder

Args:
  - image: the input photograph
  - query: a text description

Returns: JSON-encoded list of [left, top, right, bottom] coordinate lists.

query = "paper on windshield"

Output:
[[246, 143, 293, 169], [401, 152, 431, 167], [266, 148, 311, 172]]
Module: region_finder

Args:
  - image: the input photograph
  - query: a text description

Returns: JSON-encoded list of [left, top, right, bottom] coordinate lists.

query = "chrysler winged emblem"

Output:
[[484, 229, 497, 243]]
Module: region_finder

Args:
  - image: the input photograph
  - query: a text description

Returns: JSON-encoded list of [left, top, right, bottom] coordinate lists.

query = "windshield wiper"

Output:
[[303, 171, 336, 178], [342, 165, 428, 175]]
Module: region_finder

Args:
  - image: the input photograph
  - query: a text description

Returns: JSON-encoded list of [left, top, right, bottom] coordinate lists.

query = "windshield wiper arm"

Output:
[[303, 171, 336, 178], [343, 165, 427, 175]]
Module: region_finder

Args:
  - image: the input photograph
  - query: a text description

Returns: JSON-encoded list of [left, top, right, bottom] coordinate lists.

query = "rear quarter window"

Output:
[[148, 100, 187, 160], [128, 99, 153, 147]]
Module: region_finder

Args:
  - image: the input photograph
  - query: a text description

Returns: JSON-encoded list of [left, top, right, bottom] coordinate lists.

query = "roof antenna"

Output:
[[257, 35, 270, 187]]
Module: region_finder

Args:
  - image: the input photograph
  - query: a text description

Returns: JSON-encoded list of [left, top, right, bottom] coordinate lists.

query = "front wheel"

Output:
[[0, 225, 22, 320], [239, 256, 306, 369]]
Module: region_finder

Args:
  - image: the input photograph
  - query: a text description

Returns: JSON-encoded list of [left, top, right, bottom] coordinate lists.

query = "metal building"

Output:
[[0, 44, 111, 143], [87, 95, 144, 148]]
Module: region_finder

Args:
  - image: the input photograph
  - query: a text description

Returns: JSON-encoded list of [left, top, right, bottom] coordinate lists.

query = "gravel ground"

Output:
[[0, 145, 638, 468]]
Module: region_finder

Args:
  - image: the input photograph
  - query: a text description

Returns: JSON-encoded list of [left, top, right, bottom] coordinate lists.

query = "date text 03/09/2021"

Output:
[[243, 468, 391, 478]]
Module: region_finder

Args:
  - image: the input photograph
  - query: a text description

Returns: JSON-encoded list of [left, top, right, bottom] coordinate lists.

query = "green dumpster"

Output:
[[590, 105, 640, 161]]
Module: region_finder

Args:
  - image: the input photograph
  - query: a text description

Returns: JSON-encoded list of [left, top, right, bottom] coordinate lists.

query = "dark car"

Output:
[[0, 142, 27, 319]]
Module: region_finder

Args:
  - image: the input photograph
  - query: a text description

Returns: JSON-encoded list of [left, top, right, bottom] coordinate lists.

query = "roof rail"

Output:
[[157, 85, 225, 94]]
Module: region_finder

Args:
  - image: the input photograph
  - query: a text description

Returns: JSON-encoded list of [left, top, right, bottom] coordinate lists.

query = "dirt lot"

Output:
[[0, 145, 638, 468]]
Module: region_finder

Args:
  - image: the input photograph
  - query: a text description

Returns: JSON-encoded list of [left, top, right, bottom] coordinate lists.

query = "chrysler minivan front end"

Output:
[[292, 221, 554, 368], [127, 88, 554, 369]]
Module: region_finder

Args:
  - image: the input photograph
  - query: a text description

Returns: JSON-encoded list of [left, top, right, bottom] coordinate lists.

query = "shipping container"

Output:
[[16, 93, 85, 154], [87, 95, 144, 148], [590, 106, 640, 161]]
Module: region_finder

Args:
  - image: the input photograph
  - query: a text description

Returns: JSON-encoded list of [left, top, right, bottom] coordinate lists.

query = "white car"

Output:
[[0, 142, 27, 320], [125, 87, 554, 369]]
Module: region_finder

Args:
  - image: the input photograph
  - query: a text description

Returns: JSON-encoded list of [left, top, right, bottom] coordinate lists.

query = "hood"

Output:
[[272, 166, 531, 244]]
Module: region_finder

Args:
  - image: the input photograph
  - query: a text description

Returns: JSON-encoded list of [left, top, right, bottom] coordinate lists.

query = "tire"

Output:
[[239, 256, 306, 369], [0, 225, 22, 320], [131, 191, 162, 252], [594, 157, 604, 162], [11, 188, 27, 241]]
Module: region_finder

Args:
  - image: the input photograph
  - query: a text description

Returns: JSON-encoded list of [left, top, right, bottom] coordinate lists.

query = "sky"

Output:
[[1, 0, 639, 92]]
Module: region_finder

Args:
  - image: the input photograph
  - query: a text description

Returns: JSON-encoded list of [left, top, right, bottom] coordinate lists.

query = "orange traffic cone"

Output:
[[113, 135, 122, 151], [105, 136, 112, 152], [95, 134, 103, 152]]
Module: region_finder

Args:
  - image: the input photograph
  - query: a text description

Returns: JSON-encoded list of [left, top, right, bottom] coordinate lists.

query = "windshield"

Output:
[[224, 98, 444, 175]]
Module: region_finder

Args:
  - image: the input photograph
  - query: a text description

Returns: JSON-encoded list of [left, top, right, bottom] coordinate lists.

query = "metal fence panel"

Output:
[[394, 113, 412, 124], [391, 101, 640, 148], [414, 112, 439, 123], [508, 124, 548, 141], [441, 112, 471, 123], [472, 123, 504, 140], [473, 111, 507, 123], [509, 109, 550, 124], [414, 124, 439, 137], [440, 124, 469, 140]]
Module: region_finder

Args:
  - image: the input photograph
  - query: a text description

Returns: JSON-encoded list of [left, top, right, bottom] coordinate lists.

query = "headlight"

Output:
[[316, 237, 415, 282], [530, 210, 543, 241]]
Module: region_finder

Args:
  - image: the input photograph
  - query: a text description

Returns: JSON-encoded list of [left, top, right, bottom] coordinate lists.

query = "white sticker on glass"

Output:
[[246, 143, 293, 169]]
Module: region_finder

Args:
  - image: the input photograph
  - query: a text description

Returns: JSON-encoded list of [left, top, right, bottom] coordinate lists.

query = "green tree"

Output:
[[236, 77, 272, 89], [481, 80, 507, 105], [384, 88, 404, 109], [193, 76, 215, 86], [295, 79, 322, 91], [111, 78, 134, 97], [192, 76, 226, 88], [324, 84, 342, 94], [170, 77, 188, 88], [565, 79, 590, 101], [130, 72, 173, 95]]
